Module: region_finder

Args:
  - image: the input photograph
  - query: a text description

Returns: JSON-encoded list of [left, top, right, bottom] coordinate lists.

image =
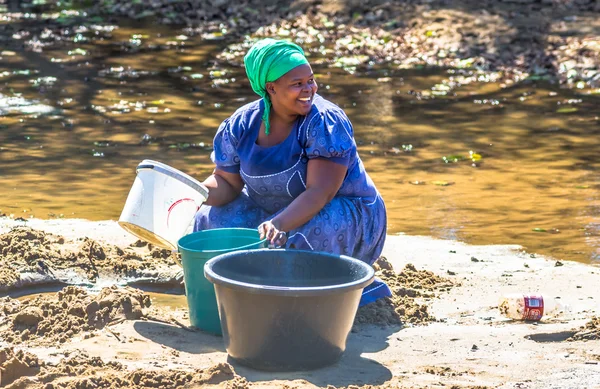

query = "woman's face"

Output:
[[267, 64, 318, 117]]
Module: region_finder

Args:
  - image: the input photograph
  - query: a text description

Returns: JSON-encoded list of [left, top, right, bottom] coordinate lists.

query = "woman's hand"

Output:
[[264, 158, 347, 234], [258, 220, 287, 247]]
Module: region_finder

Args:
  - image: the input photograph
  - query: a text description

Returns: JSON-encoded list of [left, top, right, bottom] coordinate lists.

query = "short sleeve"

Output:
[[304, 109, 355, 166], [210, 116, 242, 173]]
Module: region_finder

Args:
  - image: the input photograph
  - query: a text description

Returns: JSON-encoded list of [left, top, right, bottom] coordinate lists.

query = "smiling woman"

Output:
[[194, 38, 391, 305]]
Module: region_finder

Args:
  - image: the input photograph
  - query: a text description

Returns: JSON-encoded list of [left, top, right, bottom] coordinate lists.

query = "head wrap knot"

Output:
[[243, 38, 308, 135]]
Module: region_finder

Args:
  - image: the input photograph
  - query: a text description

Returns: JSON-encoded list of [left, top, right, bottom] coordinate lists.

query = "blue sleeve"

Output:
[[210, 115, 242, 173], [304, 109, 354, 166]]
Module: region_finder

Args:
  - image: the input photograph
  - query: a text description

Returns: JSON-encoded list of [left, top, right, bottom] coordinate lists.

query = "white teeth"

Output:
[[298, 97, 311, 101]]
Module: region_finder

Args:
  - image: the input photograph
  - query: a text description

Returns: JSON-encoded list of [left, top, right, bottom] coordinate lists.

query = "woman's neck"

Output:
[[269, 110, 297, 133], [256, 110, 297, 147]]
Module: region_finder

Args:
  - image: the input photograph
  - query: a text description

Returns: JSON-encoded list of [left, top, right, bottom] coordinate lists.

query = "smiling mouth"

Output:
[[298, 97, 312, 103]]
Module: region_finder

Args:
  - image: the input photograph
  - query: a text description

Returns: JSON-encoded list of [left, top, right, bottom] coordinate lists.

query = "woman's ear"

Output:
[[265, 82, 276, 96]]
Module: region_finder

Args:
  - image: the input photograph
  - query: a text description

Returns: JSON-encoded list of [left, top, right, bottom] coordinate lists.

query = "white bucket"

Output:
[[118, 160, 209, 250]]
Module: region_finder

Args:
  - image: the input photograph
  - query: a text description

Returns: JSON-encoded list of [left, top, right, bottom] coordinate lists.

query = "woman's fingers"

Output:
[[266, 225, 277, 242], [274, 231, 287, 247], [258, 222, 268, 239], [259, 221, 286, 247]]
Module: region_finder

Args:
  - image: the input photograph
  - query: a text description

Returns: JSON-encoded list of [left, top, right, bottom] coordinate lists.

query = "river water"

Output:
[[1, 16, 599, 264]]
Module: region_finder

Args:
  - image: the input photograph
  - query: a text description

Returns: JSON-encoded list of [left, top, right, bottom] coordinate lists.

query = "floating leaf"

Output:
[[469, 151, 482, 162], [432, 181, 453, 186], [333, 56, 368, 68], [322, 17, 335, 29], [532, 228, 547, 232], [68, 48, 87, 56], [202, 31, 225, 40], [409, 181, 426, 185], [575, 185, 589, 189], [277, 28, 291, 37], [134, 10, 155, 19], [442, 154, 465, 163], [432, 83, 451, 91], [556, 107, 578, 113], [527, 74, 551, 81], [566, 69, 578, 79], [456, 58, 475, 69], [190, 73, 204, 79], [209, 70, 227, 78]]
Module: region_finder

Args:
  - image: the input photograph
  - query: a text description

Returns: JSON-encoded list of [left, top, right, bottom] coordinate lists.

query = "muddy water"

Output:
[[16, 289, 187, 310], [1, 20, 599, 264], [145, 291, 187, 311]]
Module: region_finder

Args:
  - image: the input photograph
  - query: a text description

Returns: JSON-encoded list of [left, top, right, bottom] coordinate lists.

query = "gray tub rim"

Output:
[[204, 248, 375, 297]]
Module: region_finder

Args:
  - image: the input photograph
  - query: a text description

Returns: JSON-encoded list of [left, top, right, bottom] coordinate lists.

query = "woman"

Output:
[[195, 38, 390, 305]]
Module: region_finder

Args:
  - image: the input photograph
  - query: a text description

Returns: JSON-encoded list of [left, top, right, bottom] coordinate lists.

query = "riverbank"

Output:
[[2, 0, 600, 89], [1, 217, 599, 388]]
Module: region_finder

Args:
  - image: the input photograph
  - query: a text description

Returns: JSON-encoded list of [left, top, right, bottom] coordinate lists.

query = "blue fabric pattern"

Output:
[[194, 95, 391, 304], [359, 277, 392, 307]]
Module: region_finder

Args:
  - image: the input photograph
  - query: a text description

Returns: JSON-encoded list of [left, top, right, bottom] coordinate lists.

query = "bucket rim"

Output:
[[137, 159, 208, 200], [177, 228, 267, 254], [118, 221, 177, 251], [204, 248, 375, 297]]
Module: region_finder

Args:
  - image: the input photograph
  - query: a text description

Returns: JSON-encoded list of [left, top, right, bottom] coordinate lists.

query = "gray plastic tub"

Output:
[[204, 249, 374, 371]]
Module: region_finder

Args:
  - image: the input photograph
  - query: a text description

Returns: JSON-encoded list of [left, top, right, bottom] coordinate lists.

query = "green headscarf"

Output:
[[244, 38, 309, 135]]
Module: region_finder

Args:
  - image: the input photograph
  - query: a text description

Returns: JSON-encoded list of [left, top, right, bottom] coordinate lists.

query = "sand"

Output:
[[2, 285, 151, 345], [0, 225, 180, 292], [355, 260, 457, 326], [569, 317, 600, 342], [0, 348, 244, 389], [1, 217, 599, 389]]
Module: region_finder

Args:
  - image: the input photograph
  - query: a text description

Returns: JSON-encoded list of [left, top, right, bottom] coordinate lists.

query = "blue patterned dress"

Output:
[[194, 95, 391, 304]]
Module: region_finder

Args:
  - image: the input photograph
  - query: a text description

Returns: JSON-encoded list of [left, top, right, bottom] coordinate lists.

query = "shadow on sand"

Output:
[[133, 320, 225, 354], [134, 317, 398, 386], [526, 330, 578, 343], [231, 324, 399, 387]]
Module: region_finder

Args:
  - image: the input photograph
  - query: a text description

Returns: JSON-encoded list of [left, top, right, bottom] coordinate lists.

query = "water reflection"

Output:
[[0, 21, 599, 264]]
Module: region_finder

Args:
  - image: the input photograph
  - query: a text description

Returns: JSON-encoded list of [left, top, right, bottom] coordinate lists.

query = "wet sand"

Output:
[[1, 217, 599, 388]]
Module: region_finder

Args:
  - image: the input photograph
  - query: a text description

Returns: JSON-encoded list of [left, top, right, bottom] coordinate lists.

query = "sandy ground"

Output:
[[1, 217, 599, 389]]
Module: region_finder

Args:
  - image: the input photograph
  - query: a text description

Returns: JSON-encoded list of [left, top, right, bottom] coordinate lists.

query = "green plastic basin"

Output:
[[178, 228, 267, 334]]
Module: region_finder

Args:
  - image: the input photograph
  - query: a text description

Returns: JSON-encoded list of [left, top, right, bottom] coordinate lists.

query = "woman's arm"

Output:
[[261, 158, 346, 243], [202, 168, 244, 207]]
